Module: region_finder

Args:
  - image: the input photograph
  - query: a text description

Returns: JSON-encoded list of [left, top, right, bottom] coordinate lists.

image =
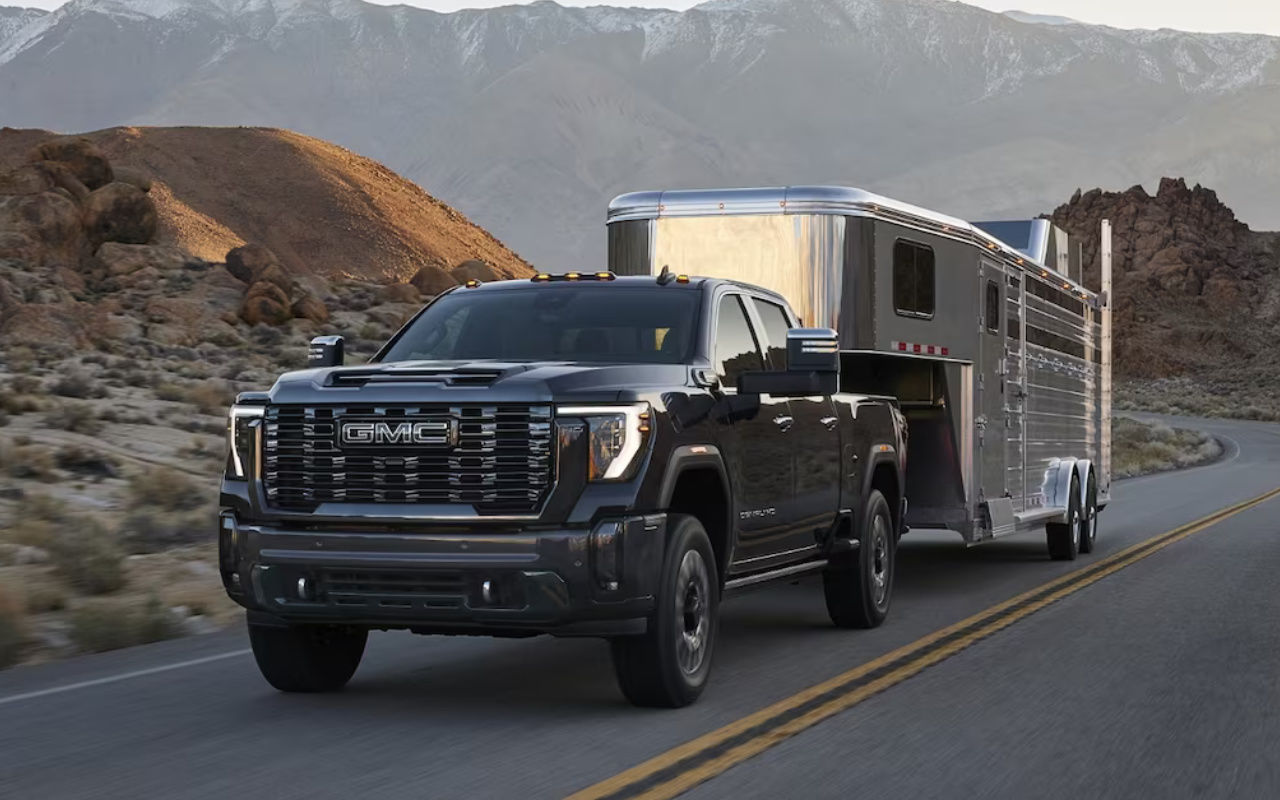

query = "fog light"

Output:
[[591, 521, 623, 591]]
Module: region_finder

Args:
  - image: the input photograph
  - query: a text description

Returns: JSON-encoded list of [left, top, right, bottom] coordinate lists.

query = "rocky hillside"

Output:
[[1049, 178, 1280, 417], [0, 129, 532, 665]]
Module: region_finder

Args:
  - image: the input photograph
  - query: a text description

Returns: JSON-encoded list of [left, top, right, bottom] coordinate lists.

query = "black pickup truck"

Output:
[[220, 272, 908, 707]]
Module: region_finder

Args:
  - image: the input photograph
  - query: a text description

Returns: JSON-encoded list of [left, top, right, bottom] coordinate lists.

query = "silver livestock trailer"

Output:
[[606, 186, 1112, 559]]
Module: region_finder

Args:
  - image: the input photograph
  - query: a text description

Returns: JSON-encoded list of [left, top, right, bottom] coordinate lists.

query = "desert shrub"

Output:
[[13, 492, 67, 523], [9, 374, 41, 394], [121, 369, 154, 388], [69, 595, 178, 654], [41, 401, 103, 435], [185, 380, 230, 415], [0, 409, 8, 427], [1112, 417, 1223, 479], [128, 467, 206, 512], [3, 444, 59, 482], [0, 389, 43, 414], [249, 325, 285, 347], [55, 445, 120, 479], [46, 517, 126, 595], [119, 507, 212, 553], [153, 383, 187, 402], [52, 369, 104, 397], [0, 585, 25, 668], [21, 575, 69, 613]]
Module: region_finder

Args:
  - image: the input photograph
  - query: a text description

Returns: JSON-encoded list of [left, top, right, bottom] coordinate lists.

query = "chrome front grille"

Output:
[[262, 404, 554, 513]]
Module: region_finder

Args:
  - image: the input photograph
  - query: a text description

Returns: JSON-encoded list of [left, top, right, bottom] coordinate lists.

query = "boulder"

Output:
[[240, 281, 292, 326], [451, 259, 499, 283], [95, 242, 187, 276], [112, 166, 152, 193], [291, 293, 330, 323], [82, 182, 157, 246], [27, 137, 114, 190], [30, 161, 90, 203], [225, 243, 283, 284], [409, 264, 458, 296], [0, 192, 85, 266], [0, 164, 55, 196], [255, 262, 293, 294], [379, 282, 421, 304]]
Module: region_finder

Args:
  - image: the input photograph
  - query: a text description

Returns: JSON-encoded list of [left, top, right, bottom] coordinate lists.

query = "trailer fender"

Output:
[[1044, 458, 1081, 524], [1074, 460, 1094, 512]]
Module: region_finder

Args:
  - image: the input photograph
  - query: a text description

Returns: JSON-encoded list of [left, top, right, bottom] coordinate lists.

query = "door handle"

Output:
[[773, 415, 794, 432]]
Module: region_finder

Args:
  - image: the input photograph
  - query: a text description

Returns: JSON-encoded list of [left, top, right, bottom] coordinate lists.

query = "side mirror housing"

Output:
[[308, 335, 345, 367], [737, 328, 840, 396]]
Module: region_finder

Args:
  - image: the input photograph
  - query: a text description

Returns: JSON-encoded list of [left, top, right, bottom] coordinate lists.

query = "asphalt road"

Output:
[[2, 413, 1278, 799]]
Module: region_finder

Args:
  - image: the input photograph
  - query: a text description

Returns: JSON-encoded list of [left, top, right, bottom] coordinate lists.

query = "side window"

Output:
[[893, 240, 935, 318], [714, 295, 764, 387], [751, 298, 792, 370], [985, 280, 1001, 334]]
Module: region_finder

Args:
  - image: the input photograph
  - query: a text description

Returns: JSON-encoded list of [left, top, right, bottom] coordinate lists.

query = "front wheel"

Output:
[[248, 619, 368, 693], [610, 514, 719, 708], [823, 489, 895, 629]]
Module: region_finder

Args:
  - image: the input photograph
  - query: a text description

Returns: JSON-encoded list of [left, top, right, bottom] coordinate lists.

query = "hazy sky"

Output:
[[16, 0, 1280, 36]]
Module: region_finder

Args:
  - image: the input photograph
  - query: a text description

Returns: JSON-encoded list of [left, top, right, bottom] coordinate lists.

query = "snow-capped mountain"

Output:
[[3, 0, 1279, 265]]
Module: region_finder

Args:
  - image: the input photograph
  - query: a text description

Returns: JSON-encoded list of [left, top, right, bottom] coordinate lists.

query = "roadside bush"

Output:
[[128, 467, 206, 512], [185, 380, 230, 416], [153, 383, 187, 402], [1113, 417, 1223, 479], [54, 445, 120, 479], [41, 401, 103, 435], [119, 507, 212, 553], [0, 586, 25, 668], [21, 575, 69, 614], [69, 595, 178, 654], [3, 445, 59, 482], [46, 517, 126, 595], [50, 371, 106, 399]]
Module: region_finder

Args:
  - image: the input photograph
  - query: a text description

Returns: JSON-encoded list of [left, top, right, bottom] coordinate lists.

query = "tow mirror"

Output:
[[308, 335, 345, 367], [737, 328, 840, 396]]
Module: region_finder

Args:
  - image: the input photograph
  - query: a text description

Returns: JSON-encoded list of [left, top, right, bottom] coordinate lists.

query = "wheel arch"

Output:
[[659, 445, 735, 584]]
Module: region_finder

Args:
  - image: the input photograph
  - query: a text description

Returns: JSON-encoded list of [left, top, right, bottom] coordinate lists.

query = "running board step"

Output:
[[724, 559, 832, 592]]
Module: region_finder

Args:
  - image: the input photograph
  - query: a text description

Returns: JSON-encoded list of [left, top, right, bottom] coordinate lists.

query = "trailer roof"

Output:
[[607, 186, 1097, 301]]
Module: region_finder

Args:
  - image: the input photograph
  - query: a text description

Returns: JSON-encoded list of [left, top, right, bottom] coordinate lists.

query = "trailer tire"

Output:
[[610, 514, 718, 708], [1078, 472, 1099, 554], [1046, 474, 1081, 561], [248, 619, 367, 692], [824, 489, 895, 629]]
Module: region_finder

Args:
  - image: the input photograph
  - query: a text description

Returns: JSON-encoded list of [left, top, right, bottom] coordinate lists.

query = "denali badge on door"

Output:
[[339, 419, 458, 447]]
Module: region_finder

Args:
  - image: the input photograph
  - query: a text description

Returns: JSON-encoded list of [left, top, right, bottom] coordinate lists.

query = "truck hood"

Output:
[[265, 360, 691, 405]]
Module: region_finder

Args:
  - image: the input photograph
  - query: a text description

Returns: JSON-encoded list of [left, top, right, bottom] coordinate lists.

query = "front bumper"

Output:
[[219, 512, 666, 637]]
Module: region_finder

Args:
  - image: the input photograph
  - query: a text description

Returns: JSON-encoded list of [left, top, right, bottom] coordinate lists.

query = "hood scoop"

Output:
[[326, 364, 512, 388]]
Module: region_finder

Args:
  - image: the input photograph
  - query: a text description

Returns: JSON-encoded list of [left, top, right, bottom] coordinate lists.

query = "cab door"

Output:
[[748, 295, 840, 538], [712, 293, 797, 571]]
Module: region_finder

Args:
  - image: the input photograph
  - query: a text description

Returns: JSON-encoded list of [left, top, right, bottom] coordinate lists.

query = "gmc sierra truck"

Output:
[[220, 271, 908, 707]]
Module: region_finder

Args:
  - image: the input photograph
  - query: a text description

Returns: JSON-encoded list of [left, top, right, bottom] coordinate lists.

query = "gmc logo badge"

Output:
[[339, 419, 458, 447]]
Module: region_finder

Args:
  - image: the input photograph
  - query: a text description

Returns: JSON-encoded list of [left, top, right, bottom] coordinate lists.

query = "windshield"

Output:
[[378, 286, 700, 364]]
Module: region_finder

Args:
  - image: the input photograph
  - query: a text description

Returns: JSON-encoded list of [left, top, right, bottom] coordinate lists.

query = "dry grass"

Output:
[[41, 401, 103, 435], [68, 595, 179, 654], [127, 467, 207, 512], [0, 584, 25, 668], [1113, 417, 1222, 479]]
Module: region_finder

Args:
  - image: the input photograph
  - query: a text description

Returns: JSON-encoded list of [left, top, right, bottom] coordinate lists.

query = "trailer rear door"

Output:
[[978, 261, 1007, 502]]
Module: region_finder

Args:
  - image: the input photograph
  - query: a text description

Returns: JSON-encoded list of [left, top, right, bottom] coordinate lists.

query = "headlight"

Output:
[[558, 403, 651, 481], [226, 405, 264, 480]]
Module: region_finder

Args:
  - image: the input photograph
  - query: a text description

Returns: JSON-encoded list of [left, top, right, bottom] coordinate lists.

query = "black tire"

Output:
[[1046, 474, 1081, 561], [610, 514, 718, 708], [823, 489, 895, 629], [1078, 472, 1099, 554], [248, 618, 368, 693]]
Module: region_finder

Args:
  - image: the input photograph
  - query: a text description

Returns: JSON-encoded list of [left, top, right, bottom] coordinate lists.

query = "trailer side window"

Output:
[[893, 240, 935, 318], [985, 280, 1001, 334], [715, 295, 765, 387], [751, 298, 792, 370]]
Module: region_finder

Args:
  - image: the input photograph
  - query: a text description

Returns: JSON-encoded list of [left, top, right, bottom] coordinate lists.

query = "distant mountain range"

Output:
[[3, 0, 1279, 266]]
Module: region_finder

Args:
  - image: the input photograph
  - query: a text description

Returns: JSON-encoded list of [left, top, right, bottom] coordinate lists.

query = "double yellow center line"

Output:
[[569, 485, 1280, 800]]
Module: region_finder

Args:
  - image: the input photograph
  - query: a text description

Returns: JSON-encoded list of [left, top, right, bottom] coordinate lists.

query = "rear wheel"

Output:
[[1046, 474, 1081, 561], [823, 489, 895, 629], [1078, 472, 1099, 554], [248, 618, 367, 693], [610, 514, 719, 708]]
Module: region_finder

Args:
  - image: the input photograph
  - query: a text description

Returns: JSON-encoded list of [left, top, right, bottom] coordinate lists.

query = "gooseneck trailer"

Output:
[[608, 186, 1112, 558]]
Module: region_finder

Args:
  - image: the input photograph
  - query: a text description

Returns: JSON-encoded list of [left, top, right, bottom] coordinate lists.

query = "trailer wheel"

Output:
[[1046, 474, 1081, 561], [610, 514, 719, 708], [1078, 472, 1099, 554], [248, 619, 367, 692], [824, 489, 895, 629]]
